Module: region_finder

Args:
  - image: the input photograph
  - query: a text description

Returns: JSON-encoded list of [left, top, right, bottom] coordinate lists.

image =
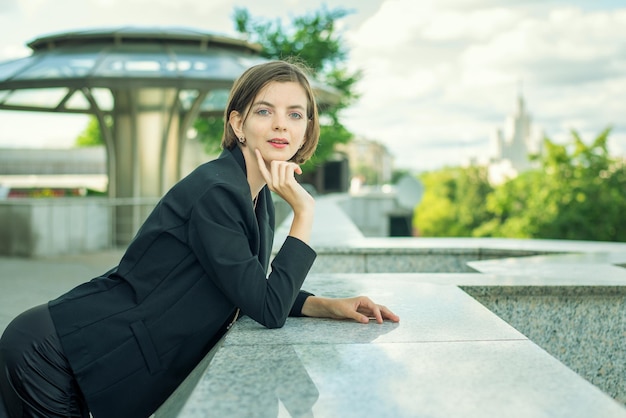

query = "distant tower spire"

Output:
[[488, 77, 542, 184], [516, 78, 524, 114]]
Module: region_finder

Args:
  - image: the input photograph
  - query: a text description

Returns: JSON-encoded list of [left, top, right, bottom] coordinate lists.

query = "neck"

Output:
[[248, 174, 265, 201]]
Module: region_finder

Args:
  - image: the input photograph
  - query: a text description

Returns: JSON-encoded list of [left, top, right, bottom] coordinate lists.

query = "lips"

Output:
[[268, 138, 289, 145], [268, 138, 289, 149]]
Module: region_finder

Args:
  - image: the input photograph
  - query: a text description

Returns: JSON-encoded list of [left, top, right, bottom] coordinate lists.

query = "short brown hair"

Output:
[[221, 60, 320, 164]]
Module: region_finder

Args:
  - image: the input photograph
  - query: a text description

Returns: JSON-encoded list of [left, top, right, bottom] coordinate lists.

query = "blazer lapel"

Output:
[[255, 187, 273, 273]]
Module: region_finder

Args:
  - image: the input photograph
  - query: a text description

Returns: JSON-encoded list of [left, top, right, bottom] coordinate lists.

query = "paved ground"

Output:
[[0, 249, 125, 334]]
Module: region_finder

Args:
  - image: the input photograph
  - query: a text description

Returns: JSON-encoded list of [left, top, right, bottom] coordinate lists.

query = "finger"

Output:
[[269, 160, 279, 189], [276, 162, 300, 191], [277, 162, 292, 190], [268, 160, 285, 191], [355, 297, 383, 324], [372, 304, 384, 324], [349, 311, 370, 324], [255, 149, 272, 184], [277, 161, 298, 184], [380, 305, 400, 322], [277, 161, 290, 186]]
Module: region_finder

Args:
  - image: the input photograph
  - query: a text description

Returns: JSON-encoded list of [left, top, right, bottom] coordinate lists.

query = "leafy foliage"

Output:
[[192, 116, 224, 156], [194, 6, 361, 170], [75, 116, 103, 147], [75, 7, 360, 172], [414, 165, 493, 237], [415, 127, 626, 242]]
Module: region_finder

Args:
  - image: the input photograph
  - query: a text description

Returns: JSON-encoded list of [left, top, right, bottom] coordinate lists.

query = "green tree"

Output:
[[473, 170, 546, 238], [391, 169, 412, 185], [414, 165, 493, 237], [478, 127, 626, 241], [75, 116, 103, 147], [403, 127, 626, 241], [194, 6, 360, 170]]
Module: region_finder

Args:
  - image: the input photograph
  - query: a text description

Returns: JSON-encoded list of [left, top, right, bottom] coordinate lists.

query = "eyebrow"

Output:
[[252, 100, 306, 111]]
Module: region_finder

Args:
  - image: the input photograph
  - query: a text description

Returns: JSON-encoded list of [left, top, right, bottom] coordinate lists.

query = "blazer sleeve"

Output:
[[290, 290, 314, 317], [189, 184, 316, 329]]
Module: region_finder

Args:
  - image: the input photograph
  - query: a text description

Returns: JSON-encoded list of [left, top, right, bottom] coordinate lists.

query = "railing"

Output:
[[0, 197, 160, 256]]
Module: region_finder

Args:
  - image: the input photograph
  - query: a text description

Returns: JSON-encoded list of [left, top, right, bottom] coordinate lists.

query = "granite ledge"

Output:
[[460, 285, 626, 297], [174, 275, 626, 418]]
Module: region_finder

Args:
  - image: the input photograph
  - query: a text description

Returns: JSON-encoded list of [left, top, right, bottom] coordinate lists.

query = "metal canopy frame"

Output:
[[0, 27, 339, 244], [0, 27, 266, 114], [0, 28, 265, 244]]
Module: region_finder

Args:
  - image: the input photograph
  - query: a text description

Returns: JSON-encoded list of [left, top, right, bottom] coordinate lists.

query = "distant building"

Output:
[[335, 137, 394, 191], [0, 142, 211, 197], [0, 147, 107, 196], [488, 95, 543, 184]]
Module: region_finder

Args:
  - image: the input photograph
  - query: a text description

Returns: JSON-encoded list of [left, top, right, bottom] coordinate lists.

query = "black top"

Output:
[[48, 146, 316, 418]]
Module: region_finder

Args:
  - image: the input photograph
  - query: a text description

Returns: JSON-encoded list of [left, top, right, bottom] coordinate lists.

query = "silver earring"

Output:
[[238, 137, 246, 144]]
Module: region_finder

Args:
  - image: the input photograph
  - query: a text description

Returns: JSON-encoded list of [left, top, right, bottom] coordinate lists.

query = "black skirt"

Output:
[[0, 304, 89, 418]]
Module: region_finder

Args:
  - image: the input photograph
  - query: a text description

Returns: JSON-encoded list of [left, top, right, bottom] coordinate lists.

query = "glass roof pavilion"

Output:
[[0, 27, 269, 114], [0, 27, 337, 244]]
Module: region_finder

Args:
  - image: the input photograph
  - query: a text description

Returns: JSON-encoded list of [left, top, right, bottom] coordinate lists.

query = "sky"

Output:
[[0, 0, 624, 172]]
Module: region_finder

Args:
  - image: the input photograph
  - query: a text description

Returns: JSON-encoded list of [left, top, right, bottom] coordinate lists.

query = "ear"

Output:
[[228, 110, 243, 138]]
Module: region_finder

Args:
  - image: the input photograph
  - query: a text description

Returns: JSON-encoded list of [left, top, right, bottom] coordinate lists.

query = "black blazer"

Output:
[[48, 147, 316, 418]]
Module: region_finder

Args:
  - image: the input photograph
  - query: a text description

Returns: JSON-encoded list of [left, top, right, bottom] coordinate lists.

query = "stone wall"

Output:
[[463, 285, 626, 404]]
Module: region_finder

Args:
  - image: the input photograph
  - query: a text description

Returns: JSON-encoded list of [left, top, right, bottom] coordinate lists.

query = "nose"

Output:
[[273, 114, 287, 131]]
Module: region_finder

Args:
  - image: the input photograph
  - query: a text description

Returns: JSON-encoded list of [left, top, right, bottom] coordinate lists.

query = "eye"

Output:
[[256, 108, 271, 116], [289, 112, 304, 120]]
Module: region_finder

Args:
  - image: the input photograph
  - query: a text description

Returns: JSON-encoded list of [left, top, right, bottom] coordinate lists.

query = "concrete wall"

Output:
[[336, 192, 399, 237], [0, 147, 106, 175], [0, 198, 111, 257]]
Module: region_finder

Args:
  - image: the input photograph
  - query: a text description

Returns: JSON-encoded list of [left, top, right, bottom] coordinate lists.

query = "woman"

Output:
[[0, 60, 399, 418]]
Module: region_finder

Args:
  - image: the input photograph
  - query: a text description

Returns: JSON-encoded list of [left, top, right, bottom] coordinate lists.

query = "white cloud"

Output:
[[0, 44, 30, 60], [0, 0, 625, 170], [421, 8, 518, 42], [16, 0, 47, 16], [461, 7, 626, 81], [342, 0, 626, 170], [0, 0, 18, 12]]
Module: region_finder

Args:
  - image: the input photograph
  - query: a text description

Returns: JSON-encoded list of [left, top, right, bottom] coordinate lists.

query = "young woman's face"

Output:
[[232, 81, 309, 164]]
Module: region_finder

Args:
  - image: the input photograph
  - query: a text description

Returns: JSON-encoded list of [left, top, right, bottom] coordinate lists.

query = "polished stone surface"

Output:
[[3, 197, 626, 418], [183, 340, 626, 418], [178, 275, 626, 418], [225, 279, 522, 346], [463, 284, 626, 404], [460, 244, 626, 403], [468, 251, 626, 278]]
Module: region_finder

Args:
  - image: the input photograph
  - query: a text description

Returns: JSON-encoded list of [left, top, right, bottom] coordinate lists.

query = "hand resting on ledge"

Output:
[[301, 295, 401, 324]]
